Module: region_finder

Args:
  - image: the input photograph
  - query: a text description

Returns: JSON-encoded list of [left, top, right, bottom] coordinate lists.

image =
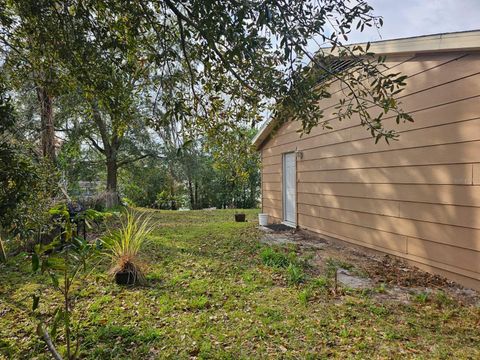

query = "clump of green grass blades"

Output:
[[286, 263, 305, 285], [101, 209, 154, 285], [261, 247, 305, 285], [260, 247, 290, 268]]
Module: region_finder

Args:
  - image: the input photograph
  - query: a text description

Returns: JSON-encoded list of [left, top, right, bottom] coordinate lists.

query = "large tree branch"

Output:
[[86, 135, 105, 154], [117, 153, 152, 168], [272, 1, 405, 139], [163, 0, 257, 93], [90, 102, 111, 153], [177, 16, 197, 103]]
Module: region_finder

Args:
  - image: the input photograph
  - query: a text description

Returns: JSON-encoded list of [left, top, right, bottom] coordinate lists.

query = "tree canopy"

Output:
[[0, 0, 411, 206]]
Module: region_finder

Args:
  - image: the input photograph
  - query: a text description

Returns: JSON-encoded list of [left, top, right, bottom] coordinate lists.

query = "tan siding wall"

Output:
[[259, 50, 480, 290]]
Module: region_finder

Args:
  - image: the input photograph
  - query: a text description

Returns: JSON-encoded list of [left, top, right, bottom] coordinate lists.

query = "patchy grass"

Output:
[[1, 209, 479, 359]]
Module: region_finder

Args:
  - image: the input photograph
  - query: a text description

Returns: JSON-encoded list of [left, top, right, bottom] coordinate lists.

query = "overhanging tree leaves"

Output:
[[1, 0, 412, 206], [142, 0, 412, 140]]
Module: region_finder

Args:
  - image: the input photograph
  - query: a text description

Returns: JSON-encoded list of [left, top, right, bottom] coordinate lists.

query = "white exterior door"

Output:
[[283, 152, 296, 227]]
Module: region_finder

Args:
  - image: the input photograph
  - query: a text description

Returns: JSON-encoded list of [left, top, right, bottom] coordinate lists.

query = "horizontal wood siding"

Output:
[[260, 50, 480, 289]]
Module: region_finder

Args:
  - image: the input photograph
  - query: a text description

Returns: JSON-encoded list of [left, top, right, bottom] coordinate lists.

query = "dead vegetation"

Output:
[[260, 226, 480, 306]]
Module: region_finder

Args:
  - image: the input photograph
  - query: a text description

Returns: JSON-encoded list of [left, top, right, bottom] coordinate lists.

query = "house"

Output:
[[253, 30, 480, 290]]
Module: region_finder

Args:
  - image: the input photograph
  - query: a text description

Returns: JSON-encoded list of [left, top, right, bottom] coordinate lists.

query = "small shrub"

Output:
[[31, 204, 102, 360], [260, 247, 290, 268], [101, 210, 154, 285], [286, 263, 305, 285]]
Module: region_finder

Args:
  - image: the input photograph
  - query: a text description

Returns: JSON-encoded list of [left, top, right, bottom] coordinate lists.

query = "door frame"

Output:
[[282, 152, 297, 228]]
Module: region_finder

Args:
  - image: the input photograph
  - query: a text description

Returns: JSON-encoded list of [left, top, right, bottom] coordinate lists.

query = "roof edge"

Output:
[[251, 116, 276, 150], [340, 30, 480, 56], [252, 30, 480, 150]]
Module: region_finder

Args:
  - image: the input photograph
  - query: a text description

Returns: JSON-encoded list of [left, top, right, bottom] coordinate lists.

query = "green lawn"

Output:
[[1, 209, 479, 359]]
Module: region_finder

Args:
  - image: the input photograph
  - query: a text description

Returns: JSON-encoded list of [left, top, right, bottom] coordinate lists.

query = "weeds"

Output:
[[313, 276, 329, 289], [298, 288, 312, 305], [413, 292, 430, 303], [435, 291, 454, 307], [261, 247, 306, 286], [260, 247, 290, 268], [376, 283, 387, 294], [325, 257, 353, 277], [286, 263, 305, 285]]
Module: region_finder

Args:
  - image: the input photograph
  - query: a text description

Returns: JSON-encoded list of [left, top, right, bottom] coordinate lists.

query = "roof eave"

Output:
[[252, 117, 275, 150], [335, 30, 480, 56], [252, 30, 480, 151]]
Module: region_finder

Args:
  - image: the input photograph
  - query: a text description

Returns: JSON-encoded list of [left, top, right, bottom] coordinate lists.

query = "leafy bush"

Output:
[[155, 190, 185, 210], [101, 210, 154, 285], [122, 197, 137, 207]]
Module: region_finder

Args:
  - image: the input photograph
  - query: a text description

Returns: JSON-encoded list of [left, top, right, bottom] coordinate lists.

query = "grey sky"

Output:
[[347, 0, 480, 43]]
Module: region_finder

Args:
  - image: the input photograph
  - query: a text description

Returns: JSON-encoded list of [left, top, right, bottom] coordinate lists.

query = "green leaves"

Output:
[[49, 273, 59, 288], [50, 307, 65, 338], [43, 257, 66, 272], [28, 203, 103, 360], [3, 0, 413, 184]]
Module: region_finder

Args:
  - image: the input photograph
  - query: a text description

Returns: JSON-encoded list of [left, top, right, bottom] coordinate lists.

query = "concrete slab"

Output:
[[336, 268, 373, 289]]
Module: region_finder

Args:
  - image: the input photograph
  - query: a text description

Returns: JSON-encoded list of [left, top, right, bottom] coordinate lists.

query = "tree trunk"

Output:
[[36, 87, 56, 162], [194, 180, 198, 209], [0, 231, 7, 263], [170, 181, 177, 210], [250, 181, 256, 208], [90, 103, 122, 209], [105, 153, 120, 208], [188, 179, 194, 210]]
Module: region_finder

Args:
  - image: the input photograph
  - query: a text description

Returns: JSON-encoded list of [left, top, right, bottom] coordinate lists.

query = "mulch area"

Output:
[[362, 255, 450, 288], [289, 229, 480, 305]]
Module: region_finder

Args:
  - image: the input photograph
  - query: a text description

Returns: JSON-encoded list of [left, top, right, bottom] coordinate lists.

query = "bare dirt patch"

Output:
[[260, 227, 480, 306]]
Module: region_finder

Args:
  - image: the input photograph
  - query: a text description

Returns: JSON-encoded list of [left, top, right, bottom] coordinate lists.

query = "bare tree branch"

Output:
[[37, 323, 63, 360]]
